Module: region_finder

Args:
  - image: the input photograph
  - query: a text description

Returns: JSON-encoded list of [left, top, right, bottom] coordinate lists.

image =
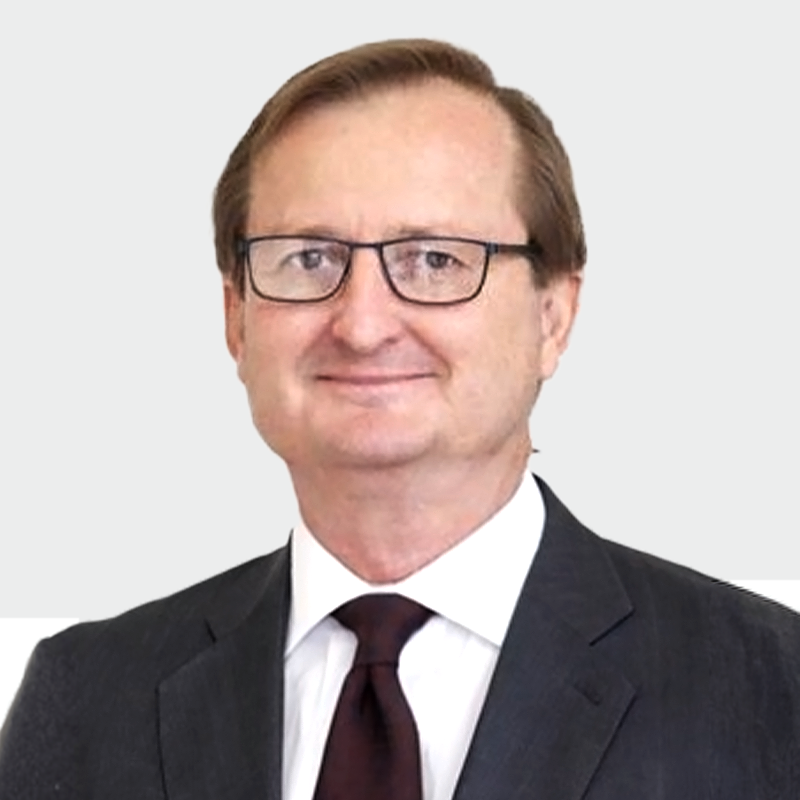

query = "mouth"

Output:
[[317, 373, 434, 387], [314, 372, 437, 408]]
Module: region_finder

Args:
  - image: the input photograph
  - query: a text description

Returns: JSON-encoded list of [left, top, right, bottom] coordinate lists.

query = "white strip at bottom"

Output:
[[0, 619, 79, 727], [729, 580, 800, 613]]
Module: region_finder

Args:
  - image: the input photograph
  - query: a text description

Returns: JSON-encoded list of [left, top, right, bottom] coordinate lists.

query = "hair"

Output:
[[212, 39, 586, 294]]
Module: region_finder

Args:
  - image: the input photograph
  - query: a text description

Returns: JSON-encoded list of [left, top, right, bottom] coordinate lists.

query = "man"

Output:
[[1, 38, 799, 799]]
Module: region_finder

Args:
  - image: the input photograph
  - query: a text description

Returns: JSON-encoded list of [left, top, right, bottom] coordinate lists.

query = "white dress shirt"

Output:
[[283, 472, 545, 800]]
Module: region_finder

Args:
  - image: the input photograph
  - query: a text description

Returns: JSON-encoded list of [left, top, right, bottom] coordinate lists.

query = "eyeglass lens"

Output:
[[247, 237, 488, 303]]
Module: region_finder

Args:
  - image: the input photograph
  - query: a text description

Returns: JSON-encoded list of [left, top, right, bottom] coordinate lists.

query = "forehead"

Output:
[[247, 80, 525, 240]]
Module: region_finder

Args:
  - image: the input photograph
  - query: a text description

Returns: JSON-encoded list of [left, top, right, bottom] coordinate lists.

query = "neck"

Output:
[[289, 444, 530, 583]]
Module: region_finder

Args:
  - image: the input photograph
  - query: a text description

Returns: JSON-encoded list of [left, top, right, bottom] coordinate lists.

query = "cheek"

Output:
[[238, 305, 332, 418], [446, 304, 543, 410], [482, 290, 544, 374], [238, 310, 292, 400]]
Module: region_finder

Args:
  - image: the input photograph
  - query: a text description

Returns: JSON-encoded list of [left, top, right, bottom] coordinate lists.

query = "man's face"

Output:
[[224, 80, 580, 477]]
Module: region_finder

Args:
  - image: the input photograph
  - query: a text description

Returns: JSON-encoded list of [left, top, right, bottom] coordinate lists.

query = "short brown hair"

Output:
[[212, 39, 586, 294]]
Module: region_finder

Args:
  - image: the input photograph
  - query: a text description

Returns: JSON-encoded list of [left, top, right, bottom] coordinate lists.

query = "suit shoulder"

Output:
[[38, 548, 287, 676], [0, 550, 288, 797], [535, 475, 800, 643], [599, 535, 800, 648]]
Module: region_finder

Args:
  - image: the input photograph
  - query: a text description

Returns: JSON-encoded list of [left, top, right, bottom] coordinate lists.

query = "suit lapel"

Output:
[[453, 478, 636, 800], [152, 478, 634, 800], [158, 548, 290, 800]]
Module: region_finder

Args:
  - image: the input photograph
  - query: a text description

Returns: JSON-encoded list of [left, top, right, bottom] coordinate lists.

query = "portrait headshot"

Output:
[[1, 2, 799, 798]]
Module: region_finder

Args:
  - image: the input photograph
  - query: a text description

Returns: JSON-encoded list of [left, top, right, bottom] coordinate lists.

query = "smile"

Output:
[[318, 374, 433, 385]]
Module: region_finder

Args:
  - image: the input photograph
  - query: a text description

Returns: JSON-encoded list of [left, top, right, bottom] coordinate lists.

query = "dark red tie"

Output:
[[312, 593, 433, 800]]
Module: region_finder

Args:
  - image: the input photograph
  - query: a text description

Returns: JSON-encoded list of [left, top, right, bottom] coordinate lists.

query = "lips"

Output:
[[318, 373, 432, 385]]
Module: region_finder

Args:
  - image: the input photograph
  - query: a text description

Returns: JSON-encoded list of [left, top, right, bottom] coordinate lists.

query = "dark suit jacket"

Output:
[[2, 477, 800, 798]]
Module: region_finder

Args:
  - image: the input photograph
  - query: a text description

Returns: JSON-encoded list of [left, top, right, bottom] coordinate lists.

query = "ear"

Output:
[[539, 271, 582, 381], [223, 278, 245, 366]]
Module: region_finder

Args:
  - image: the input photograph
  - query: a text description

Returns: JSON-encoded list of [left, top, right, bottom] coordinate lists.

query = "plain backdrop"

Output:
[[0, 0, 798, 620]]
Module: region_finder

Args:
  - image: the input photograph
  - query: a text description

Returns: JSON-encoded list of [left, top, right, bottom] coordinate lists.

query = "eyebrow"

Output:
[[249, 222, 476, 241], [389, 224, 469, 239]]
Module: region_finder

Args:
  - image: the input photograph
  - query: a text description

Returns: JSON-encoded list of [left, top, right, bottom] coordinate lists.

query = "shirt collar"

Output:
[[286, 472, 544, 654]]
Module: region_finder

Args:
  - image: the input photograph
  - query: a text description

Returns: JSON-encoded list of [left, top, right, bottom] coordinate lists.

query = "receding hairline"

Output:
[[244, 77, 530, 257], [213, 38, 586, 292], [248, 72, 516, 166], [250, 75, 522, 174]]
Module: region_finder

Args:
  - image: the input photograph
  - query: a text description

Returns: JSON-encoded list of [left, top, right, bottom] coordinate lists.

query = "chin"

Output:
[[315, 429, 434, 470], [255, 405, 441, 470]]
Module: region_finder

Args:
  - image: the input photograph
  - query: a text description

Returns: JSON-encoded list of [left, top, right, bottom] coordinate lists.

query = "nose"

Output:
[[328, 245, 405, 353]]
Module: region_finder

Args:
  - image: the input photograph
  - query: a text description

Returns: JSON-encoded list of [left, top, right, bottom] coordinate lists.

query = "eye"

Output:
[[289, 248, 327, 270], [279, 242, 344, 272], [422, 250, 460, 270], [393, 243, 465, 272]]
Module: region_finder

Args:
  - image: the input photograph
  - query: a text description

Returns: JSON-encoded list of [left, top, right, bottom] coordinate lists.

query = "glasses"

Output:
[[236, 235, 543, 306]]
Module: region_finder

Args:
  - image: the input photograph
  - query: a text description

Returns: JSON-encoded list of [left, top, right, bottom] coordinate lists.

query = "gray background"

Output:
[[1, 0, 798, 619]]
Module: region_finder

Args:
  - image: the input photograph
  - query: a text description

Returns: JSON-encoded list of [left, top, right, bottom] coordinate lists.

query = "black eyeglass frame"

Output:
[[235, 234, 544, 306]]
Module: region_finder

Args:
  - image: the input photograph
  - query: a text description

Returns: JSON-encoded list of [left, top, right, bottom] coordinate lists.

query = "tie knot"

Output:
[[333, 594, 432, 666]]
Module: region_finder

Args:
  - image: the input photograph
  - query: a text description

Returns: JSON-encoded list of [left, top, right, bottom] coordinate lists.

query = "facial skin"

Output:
[[224, 80, 580, 580]]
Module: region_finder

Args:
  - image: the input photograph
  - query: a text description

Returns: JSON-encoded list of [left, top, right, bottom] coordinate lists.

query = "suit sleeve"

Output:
[[0, 636, 82, 799]]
